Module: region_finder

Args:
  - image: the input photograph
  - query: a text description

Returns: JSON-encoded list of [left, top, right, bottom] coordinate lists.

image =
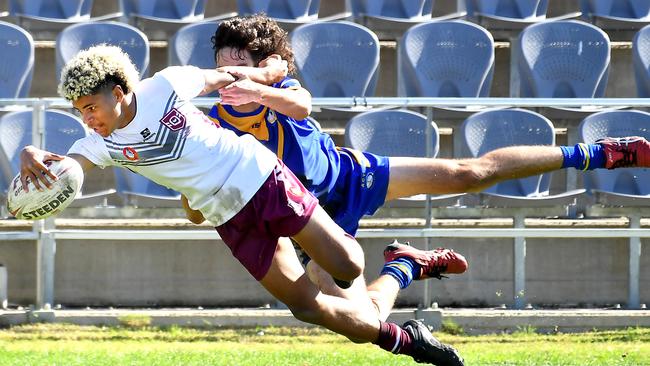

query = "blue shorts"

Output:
[[321, 148, 390, 235]]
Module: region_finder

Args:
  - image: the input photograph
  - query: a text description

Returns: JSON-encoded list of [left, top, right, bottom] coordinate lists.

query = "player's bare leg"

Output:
[[260, 226, 464, 365], [386, 145, 564, 200]]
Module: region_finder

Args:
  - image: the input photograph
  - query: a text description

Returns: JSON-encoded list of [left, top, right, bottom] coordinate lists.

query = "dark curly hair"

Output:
[[211, 14, 295, 75]]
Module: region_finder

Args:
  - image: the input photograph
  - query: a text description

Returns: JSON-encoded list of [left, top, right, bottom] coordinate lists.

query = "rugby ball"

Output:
[[7, 157, 84, 220]]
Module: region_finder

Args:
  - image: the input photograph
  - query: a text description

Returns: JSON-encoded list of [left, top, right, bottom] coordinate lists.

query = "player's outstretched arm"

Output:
[[19, 146, 96, 192], [218, 54, 288, 86], [181, 194, 205, 224]]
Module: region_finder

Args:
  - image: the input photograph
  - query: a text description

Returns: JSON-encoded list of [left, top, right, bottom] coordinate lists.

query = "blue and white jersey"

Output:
[[68, 66, 277, 226], [207, 76, 341, 200]]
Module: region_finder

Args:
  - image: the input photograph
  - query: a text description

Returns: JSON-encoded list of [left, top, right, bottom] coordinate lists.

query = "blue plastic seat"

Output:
[[579, 109, 650, 199], [398, 20, 494, 99], [466, 0, 549, 22], [460, 108, 556, 197], [9, 0, 121, 39], [0, 109, 115, 205], [465, 0, 582, 36], [289, 21, 380, 98], [347, 0, 464, 40], [9, 0, 93, 21], [516, 20, 610, 99], [345, 109, 439, 157], [348, 0, 434, 21], [581, 0, 650, 29], [120, 0, 205, 21], [237, 0, 319, 21], [120, 0, 234, 40], [345, 109, 463, 211], [168, 21, 217, 69], [113, 168, 181, 207], [56, 21, 150, 81], [0, 20, 33, 98], [633, 25, 650, 97]]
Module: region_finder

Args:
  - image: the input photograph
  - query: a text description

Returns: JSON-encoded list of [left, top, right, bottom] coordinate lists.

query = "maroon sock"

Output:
[[373, 321, 413, 355]]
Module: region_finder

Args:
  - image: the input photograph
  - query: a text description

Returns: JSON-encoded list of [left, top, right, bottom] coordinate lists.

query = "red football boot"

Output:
[[384, 241, 468, 280], [597, 136, 650, 169]]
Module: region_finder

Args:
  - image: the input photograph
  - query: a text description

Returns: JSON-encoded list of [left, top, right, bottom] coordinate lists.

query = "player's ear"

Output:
[[112, 85, 125, 102]]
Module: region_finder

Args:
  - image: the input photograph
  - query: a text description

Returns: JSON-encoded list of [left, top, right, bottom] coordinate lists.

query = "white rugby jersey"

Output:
[[68, 66, 278, 225]]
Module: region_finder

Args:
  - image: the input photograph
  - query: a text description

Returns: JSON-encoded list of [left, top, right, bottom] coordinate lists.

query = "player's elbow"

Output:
[[186, 212, 205, 225]]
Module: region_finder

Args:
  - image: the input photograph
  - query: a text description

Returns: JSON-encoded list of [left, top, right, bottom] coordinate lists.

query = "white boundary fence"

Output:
[[1, 97, 649, 310]]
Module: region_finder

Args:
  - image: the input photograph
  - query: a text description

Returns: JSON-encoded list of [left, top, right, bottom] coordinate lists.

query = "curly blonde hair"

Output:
[[58, 44, 140, 101]]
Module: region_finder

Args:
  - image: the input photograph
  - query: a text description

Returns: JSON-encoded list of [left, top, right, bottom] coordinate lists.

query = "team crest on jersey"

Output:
[[160, 108, 186, 131], [267, 110, 277, 124], [363, 172, 374, 189]]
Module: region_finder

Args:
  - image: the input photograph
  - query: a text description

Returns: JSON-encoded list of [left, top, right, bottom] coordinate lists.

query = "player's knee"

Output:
[[330, 248, 364, 282], [287, 301, 325, 325]]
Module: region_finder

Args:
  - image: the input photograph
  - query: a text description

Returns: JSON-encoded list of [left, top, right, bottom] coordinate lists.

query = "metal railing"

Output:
[[1, 97, 649, 310]]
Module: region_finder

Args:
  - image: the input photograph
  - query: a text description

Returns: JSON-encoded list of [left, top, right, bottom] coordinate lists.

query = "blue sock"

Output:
[[560, 143, 606, 170], [380, 258, 421, 289]]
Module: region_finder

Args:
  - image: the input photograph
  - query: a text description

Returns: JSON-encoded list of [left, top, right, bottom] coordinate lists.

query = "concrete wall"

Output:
[[0, 234, 648, 308]]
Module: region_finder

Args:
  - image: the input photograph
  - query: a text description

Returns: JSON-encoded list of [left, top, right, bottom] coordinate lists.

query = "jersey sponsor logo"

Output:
[[122, 146, 139, 161], [140, 128, 154, 141], [160, 108, 186, 131]]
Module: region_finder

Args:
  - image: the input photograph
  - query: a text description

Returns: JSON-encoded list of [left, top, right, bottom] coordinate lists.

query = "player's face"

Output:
[[216, 47, 255, 67], [72, 87, 123, 137]]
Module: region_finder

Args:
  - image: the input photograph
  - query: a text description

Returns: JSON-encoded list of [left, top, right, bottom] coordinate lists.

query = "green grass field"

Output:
[[0, 322, 649, 365]]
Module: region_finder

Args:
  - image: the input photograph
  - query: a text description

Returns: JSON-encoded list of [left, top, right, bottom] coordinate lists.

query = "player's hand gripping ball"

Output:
[[7, 157, 83, 220]]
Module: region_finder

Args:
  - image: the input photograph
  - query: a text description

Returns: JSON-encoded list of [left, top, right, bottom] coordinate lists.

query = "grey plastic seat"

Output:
[[10, 0, 92, 20], [0, 20, 33, 98], [169, 21, 217, 69], [0, 109, 115, 205], [238, 0, 318, 19], [347, 0, 465, 40], [579, 109, 650, 204], [290, 21, 380, 98], [398, 20, 494, 102], [633, 25, 650, 97], [459, 108, 584, 207], [9, 0, 121, 39], [581, 0, 650, 30], [168, 21, 219, 98], [465, 0, 581, 37], [56, 21, 149, 81], [113, 169, 181, 208], [516, 20, 610, 100], [119, 0, 235, 40], [460, 108, 583, 309], [345, 109, 464, 211]]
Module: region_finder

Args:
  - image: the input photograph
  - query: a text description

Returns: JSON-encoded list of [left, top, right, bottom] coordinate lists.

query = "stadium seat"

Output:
[[119, 0, 235, 40], [578, 109, 650, 310], [237, 0, 345, 31], [56, 21, 150, 81], [289, 21, 380, 98], [516, 20, 610, 100], [459, 108, 584, 206], [465, 0, 581, 37], [581, 0, 650, 31], [579, 109, 650, 201], [113, 169, 181, 208], [0, 20, 34, 98], [0, 109, 115, 206], [459, 108, 584, 309], [345, 109, 464, 213], [168, 21, 217, 69], [9, 0, 121, 39], [397, 20, 494, 102], [347, 0, 465, 40], [633, 24, 650, 97]]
